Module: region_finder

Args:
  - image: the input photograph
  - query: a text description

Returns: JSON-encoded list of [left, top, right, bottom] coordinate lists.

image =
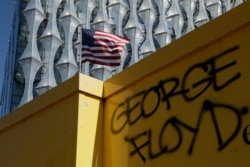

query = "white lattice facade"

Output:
[[0, 0, 245, 116]]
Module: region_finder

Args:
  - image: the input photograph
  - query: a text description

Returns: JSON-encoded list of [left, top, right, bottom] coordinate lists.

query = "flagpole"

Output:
[[78, 25, 83, 74], [79, 26, 81, 74]]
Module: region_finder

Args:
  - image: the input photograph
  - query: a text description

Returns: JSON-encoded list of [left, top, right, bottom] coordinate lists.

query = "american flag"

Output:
[[81, 29, 130, 66]]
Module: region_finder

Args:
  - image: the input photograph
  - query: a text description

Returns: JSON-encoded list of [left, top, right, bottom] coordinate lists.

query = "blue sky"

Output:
[[0, 0, 15, 95]]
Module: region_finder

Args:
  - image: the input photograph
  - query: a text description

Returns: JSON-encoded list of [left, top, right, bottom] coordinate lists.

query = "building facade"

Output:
[[0, 0, 244, 116]]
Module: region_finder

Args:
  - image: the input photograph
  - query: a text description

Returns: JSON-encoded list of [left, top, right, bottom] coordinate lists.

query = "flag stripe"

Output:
[[82, 60, 120, 66], [83, 42, 125, 51], [82, 55, 121, 61], [95, 30, 130, 43], [82, 52, 122, 59], [94, 39, 127, 47], [82, 57, 121, 66], [82, 49, 122, 56], [82, 45, 124, 53]]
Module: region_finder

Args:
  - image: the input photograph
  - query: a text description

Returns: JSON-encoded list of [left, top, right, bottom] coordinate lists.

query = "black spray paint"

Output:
[[110, 46, 249, 162]]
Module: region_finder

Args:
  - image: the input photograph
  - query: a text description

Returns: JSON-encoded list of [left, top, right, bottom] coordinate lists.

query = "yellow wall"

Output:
[[0, 2, 250, 167], [103, 1, 250, 167], [0, 74, 103, 167]]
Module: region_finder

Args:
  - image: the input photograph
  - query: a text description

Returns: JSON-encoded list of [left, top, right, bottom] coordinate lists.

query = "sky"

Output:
[[0, 0, 15, 96]]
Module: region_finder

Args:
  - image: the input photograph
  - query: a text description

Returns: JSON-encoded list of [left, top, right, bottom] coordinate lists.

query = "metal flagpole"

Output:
[[79, 26, 82, 74]]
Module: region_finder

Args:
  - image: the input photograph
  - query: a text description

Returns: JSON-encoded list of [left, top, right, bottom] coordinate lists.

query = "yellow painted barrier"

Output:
[[0, 74, 103, 167], [103, 1, 250, 167]]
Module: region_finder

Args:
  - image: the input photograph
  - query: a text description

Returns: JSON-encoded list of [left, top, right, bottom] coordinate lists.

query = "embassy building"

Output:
[[0, 0, 244, 117]]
